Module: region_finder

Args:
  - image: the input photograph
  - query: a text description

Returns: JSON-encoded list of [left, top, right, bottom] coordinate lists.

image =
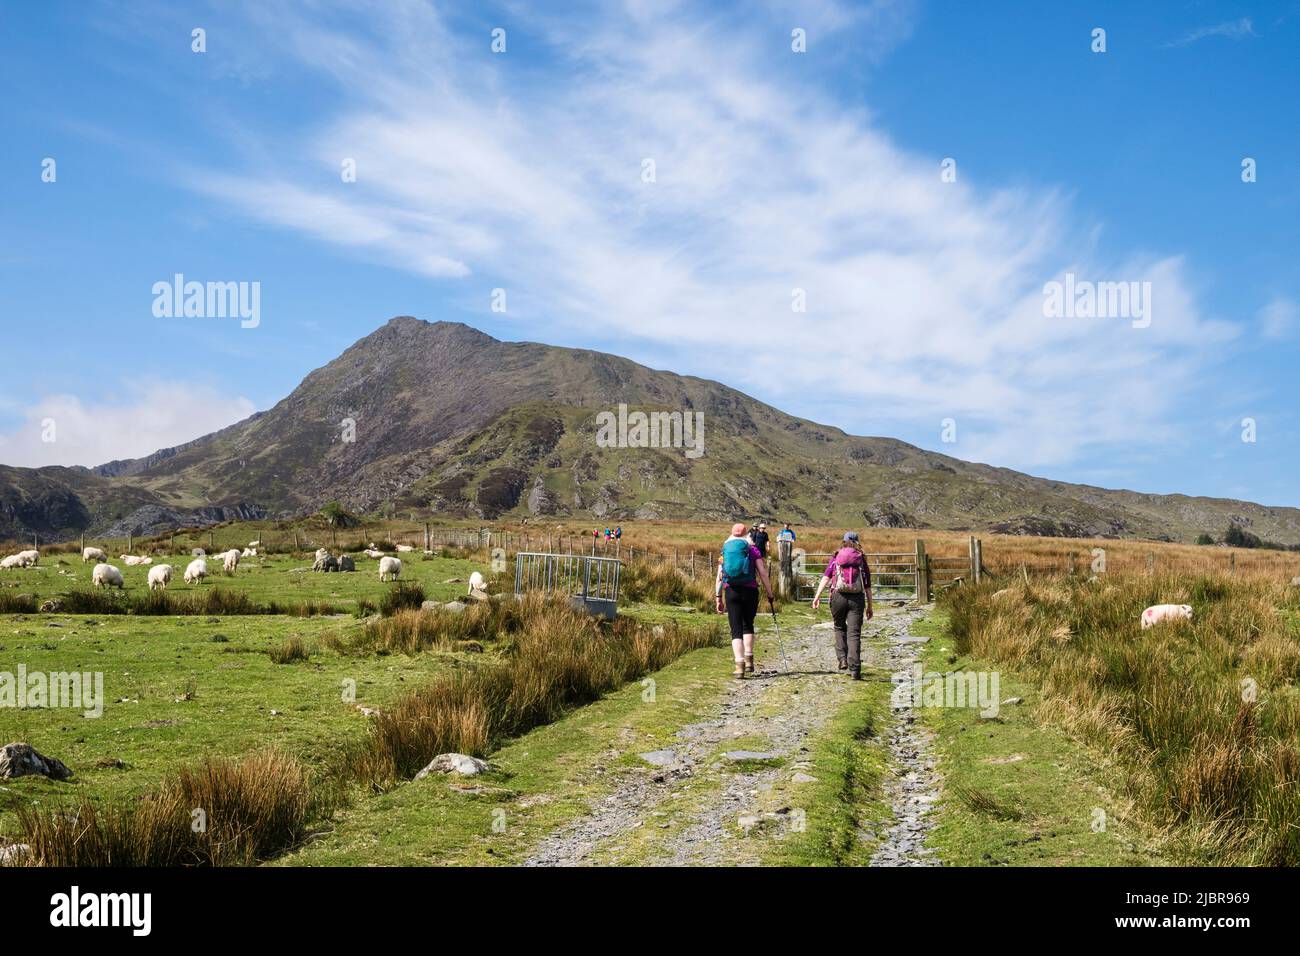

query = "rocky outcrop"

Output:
[[0, 743, 72, 781]]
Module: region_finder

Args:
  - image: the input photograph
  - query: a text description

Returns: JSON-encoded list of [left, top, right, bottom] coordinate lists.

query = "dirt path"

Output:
[[867, 617, 942, 866], [524, 605, 929, 866]]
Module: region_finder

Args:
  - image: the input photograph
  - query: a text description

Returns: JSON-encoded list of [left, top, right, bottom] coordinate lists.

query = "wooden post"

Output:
[[915, 538, 929, 605], [425, 522, 430, 552], [127, 533, 132, 554], [80, 534, 85, 556], [778, 539, 793, 597], [973, 538, 982, 584], [968, 535, 976, 583], [1068, 551, 1076, 575], [1229, 552, 1236, 575], [1147, 552, 1155, 574], [691, 551, 697, 579]]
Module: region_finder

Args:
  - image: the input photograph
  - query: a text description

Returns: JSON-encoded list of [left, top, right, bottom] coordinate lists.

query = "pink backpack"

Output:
[[830, 547, 868, 593]]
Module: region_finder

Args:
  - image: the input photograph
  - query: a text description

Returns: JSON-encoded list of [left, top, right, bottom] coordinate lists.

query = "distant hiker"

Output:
[[715, 522, 774, 679], [811, 532, 872, 680], [750, 522, 770, 557], [777, 523, 796, 543], [614, 526, 622, 540]]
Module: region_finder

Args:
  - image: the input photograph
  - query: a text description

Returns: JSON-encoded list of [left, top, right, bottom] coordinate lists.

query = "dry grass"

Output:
[[944, 574, 1300, 864], [349, 594, 722, 786], [13, 751, 318, 866]]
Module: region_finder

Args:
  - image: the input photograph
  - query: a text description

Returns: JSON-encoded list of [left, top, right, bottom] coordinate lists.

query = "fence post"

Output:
[[1148, 552, 1155, 574], [915, 538, 929, 605], [973, 538, 982, 584], [777, 539, 793, 597]]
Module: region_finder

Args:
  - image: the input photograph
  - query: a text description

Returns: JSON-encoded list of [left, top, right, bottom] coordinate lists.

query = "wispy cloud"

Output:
[[174, 0, 1236, 474], [1259, 297, 1298, 340], [0, 382, 255, 468], [1163, 17, 1258, 48]]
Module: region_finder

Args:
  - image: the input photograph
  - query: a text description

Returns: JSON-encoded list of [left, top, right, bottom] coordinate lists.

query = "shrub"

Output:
[[269, 636, 310, 664]]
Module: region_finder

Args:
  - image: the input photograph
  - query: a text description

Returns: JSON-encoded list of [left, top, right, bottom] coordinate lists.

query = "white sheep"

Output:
[[82, 547, 107, 563], [315, 548, 331, 562], [0, 554, 22, 570], [396, 544, 415, 553], [222, 549, 240, 574], [184, 558, 208, 585], [364, 548, 385, 559], [147, 564, 173, 591], [241, 547, 258, 557], [192, 548, 206, 557], [248, 540, 261, 548], [1141, 604, 1193, 629], [16, 549, 39, 567], [378, 556, 402, 582], [120, 555, 152, 567], [92, 563, 125, 589]]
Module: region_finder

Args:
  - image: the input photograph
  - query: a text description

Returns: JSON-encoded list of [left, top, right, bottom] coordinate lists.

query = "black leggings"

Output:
[[725, 586, 760, 640]]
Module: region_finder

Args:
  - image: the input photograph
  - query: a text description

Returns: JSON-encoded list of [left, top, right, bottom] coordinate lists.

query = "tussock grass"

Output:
[[0, 592, 38, 613], [620, 561, 712, 608], [13, 751, 319, 866], [952, 784, 1025, 821], [943, 574, 1300, 864], [378, 582, 426, 616], [42, 587, 342, 617], [350, 595, 722, 786], [269, 636, 310, 664]]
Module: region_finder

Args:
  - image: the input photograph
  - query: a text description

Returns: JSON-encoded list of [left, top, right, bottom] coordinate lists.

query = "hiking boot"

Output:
[[744, 655, 755, 674], [849, 667, 862, 681], [837, 659, 848, 671], [733, 662, 746, 680]]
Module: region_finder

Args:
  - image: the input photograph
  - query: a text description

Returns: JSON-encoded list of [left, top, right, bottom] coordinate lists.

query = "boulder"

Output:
[[443, 601, 467, 613], [39, 599, 63, 613], [414, 753, 491, 779], [0, 743, 72, 781], [312, 553, 339, 573], [337, 554, 355, 572], [0, 844, 31, 865]]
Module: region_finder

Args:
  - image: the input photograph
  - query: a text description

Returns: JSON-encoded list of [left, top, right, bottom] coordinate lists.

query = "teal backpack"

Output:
[[721, 537, 755, 586]]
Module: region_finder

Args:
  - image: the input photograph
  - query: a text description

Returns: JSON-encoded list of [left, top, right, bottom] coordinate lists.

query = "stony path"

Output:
[[524, 606, 930, 867], [868, 618, 942, 867]]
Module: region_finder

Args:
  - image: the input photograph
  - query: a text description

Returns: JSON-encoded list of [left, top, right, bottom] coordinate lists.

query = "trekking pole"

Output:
[[768, 595, 789, 673]]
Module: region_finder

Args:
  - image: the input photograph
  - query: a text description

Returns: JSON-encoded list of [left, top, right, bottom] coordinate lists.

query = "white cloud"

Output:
[[178, 0, 1235, 475], [0, 382, 256, 468], [1163, 17, 1257, 48], [1259, 297, 1297, 340]]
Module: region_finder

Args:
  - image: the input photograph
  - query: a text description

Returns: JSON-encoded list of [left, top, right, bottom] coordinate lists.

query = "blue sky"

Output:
[[1, 0, 1298, 506]]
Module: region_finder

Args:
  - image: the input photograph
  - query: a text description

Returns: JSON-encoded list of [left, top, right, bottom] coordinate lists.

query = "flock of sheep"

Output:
[[0, 538, 410, 593]]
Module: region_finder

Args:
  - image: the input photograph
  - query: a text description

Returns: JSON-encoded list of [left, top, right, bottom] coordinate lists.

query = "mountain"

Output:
[[3, 316, 1299, 545]]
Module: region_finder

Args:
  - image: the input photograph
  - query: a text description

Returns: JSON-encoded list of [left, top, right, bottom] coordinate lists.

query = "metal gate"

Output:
[[514, 552, 622, 619], [793, 550, 918, 602]]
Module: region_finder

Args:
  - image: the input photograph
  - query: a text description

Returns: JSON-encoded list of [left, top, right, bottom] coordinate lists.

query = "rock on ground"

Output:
[[0, 742, 73, 781], [415, 753, 491, 779]]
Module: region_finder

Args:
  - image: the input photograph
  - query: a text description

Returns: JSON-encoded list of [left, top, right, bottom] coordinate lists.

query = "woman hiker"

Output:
[[715, 522, 774, 679], [811, 532, 873, 680]]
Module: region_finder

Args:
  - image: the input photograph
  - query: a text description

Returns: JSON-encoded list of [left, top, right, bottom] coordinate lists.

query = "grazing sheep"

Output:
[[241, 547, 258, 557], [82, 547, 107, 564], [396, 544, 415, 553], [92, 563, 125, 589], [248, 540, 261, 548], [363, 548, 384, 559], [1141, 604, 1193, 629], [468, 570, 488, 601], [147, 564, 173, 591], [184, 558, 208, 585], [192, 548, 206, 558], [0, 554, 22, 570], [378, 556, 402, 582], [16, 549, 39, 567], [222, 549, 240, 574]]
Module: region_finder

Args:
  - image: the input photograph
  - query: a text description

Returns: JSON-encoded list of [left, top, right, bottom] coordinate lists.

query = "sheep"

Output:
[[92, 563, 125, 589], [241, 547, 258, 557], [147, 564, 173, 591], [315, 548, 331, 562], [222, 549, 240, 574], [1141, 604, 1193, 629], [0, 555, 22, 570], [192, 548, 206, 557], [363, 548, 385, 559], [16, 549, 39, 567], [184, 558, 208, 585], [378, 556, 402, 582], [120, 555, 152, 567], [467, 570, 488, 602], [248, 540, 261, 548], [82, 547, 107, 564], [396, 544, 415, 553]]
